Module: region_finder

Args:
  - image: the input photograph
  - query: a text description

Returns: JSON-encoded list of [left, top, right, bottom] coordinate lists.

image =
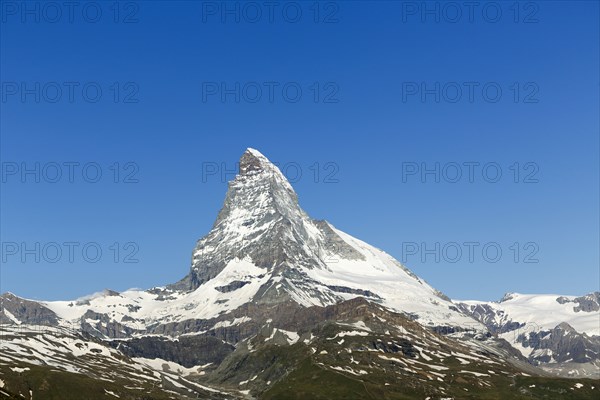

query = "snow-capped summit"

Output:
[[212, 147, 304, 235], [171, 148, 325, 291], [167, 148, 478, 327], [239, 148, 286, 179]]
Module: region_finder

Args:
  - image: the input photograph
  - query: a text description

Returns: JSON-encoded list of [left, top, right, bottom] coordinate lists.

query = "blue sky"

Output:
[[1, 1, 598, 301]]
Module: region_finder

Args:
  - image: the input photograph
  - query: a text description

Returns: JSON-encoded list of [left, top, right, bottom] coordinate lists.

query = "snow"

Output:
[[500, 334, 535, 358], [162, 375, 187, 390], [303, 333, 315, 344], [42, 257, 268, 333], [2, 309, 21, 325], [304, 224, 486, 329], [213, 316, 252, 329], [330, 331, 369, 338], [132, 357, 208, 376], [428, 365, 449, 371], [344, 321, 371, 331], [330, 366, 367, 376], [267, 329, 300, 345], [460, 293, 599, 336], [9, 367, 30, 373], [377, 354, 406, 365], [460, 370, 489, 377]]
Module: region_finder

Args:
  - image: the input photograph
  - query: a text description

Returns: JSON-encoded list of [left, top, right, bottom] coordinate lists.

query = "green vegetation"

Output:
[[262, 359, 600, 400], [0, 364, 174, 400]]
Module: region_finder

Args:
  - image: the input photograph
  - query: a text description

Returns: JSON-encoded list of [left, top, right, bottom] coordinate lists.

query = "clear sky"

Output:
[[1, 1, 598, 301]]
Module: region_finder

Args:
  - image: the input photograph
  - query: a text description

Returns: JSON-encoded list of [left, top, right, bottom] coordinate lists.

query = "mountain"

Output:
[[457, 292, 600, 378], [1, 148, 598, 399], [170, 148, 476, 328]]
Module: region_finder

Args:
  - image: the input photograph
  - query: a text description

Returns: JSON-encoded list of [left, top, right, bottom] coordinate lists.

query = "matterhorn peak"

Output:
[[239, 148, 270, 175], [172, 148, 321, 290], [234, 147, 296, 197], [165, 148, 465, 324], [168, 148, 464, 324], [216, 148, 300, 226]]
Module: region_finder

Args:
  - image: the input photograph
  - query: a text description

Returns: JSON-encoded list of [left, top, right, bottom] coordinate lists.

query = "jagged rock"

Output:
[[523, 323, 600, 365], [114, 335, 235, 368], [325, 285, 381, 299], [556, 292, 600, 312], [0, 292, 58, 326], [214, 280, 251, 293]]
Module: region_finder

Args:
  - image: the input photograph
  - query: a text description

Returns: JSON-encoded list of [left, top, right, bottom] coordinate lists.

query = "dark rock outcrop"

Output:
[[0, 293, 59, 326]]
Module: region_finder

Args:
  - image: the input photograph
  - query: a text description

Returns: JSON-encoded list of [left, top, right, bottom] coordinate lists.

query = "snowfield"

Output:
[[459, 293, 599, 336]]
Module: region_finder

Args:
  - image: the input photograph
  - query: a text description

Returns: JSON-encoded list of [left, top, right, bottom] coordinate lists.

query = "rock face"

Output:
[[455, 302, 524, 334], [0, 292, 59, 326], [522, 322, 600, 365], [557, 292, 600, 312], [182, 148, 323, 289], [114, 335, 235, 368]]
